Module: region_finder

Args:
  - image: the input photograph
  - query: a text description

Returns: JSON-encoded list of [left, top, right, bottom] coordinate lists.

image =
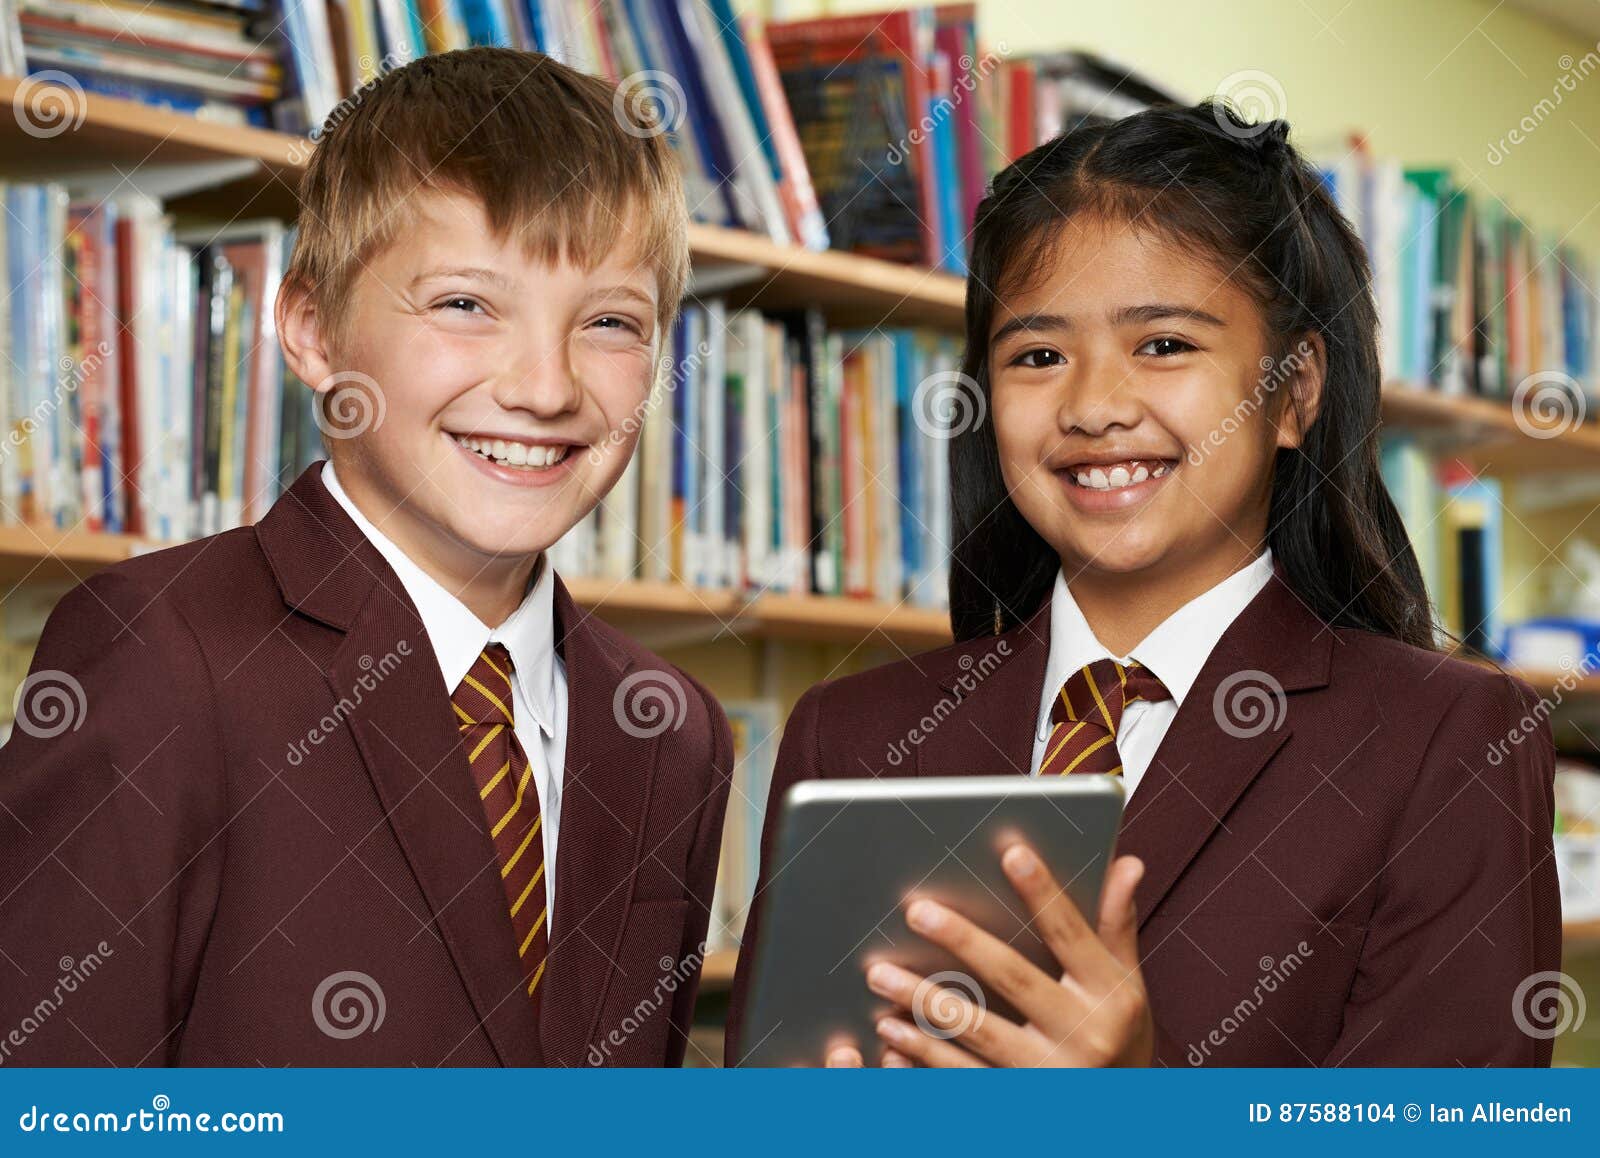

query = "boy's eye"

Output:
[[1010, 347, 1064, 369], [590, 315, 643, 336], [1136, 336, 1196, 357], [435, 296, 486, 314]]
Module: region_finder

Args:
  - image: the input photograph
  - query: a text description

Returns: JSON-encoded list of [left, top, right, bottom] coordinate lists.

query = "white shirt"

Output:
[[323, 462, 568, 929], [1031, 551, 1276, 797]]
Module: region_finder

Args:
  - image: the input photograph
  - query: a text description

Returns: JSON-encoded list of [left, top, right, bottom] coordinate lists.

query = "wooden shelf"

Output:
[[5, 75, 964, 330], [700, 948, 738, 989], [11, 74, 1600, 450], [1381, 382, 1600, 473], [0, 523, 148, 586], [0, 533, 951, 649]]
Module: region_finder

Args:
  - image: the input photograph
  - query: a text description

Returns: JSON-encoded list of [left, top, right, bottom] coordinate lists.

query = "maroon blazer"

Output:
[[727, 573, 1561, 1066], [0, 463, 731, 1066]]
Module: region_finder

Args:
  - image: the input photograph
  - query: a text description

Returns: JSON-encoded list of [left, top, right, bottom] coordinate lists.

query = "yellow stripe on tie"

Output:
[[1059, 683, 1077, 722], [526, 958, 547, 996], [1041, 718, 1089, 771], [1087, 668, 1115, 731], [1061, 732, 1115, 775], [519, 908, 548, 957], [510, 861, 546, 918], [1116, 663, 1128, 686], [491, 762, 536, 839], [501, 815, 543, 878], [478, 758, 511, 799], [480, 650, 510, 683], [1106, 765, 1123, 777], [469, 724, 504, 764], [462, 674, 512, 723], [453, 702, 475, 726]]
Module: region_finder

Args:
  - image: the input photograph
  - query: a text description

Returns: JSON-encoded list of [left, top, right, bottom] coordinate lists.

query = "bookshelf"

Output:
[[4, 76, 1597, 462], [8, 53, 1600, 1005]]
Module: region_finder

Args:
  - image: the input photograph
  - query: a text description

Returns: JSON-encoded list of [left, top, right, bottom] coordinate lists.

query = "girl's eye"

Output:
[[1011, 347, 1064, 369], [1137, 336, 1196, 357]]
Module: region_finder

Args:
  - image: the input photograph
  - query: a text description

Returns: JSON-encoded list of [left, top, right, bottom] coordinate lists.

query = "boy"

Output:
[[0, 48, 731, 1066]]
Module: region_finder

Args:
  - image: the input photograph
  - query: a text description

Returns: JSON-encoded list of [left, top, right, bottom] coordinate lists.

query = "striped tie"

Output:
[[452, 644, 548, 1015], [1038, 658, 1171, 777]]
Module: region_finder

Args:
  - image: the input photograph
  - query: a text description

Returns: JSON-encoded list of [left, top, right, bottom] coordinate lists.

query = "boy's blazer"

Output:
[[0, 463, 732, 1066], [727, 573, 1562, 1066]]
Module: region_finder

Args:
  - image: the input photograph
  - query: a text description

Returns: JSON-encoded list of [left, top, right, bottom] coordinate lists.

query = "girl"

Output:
[[726, 101, 1561, 1067]]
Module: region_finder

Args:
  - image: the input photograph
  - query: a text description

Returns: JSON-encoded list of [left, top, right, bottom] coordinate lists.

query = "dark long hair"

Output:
[[948, 100, 1435, 650]]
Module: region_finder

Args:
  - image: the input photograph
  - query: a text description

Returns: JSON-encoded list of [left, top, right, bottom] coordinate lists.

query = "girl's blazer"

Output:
[[727, 572, 1561, 1066]]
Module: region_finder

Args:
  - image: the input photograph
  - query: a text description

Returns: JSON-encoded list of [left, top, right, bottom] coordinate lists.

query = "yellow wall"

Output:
[[753, 0, 1600, 257]]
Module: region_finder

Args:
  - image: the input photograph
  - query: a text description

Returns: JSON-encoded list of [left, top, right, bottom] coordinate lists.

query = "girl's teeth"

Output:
[[1072, 460, 1172, 490]]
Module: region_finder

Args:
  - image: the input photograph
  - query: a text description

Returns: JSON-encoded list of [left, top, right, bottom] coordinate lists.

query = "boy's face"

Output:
[[298, 189, 661, 582]]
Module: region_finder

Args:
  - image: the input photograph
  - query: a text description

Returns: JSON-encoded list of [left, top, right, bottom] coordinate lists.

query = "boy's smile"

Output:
[[280, 188, 663, 622]]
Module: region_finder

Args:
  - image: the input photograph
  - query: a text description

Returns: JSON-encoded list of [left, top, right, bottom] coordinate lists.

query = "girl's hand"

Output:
[[865, 844, 1153, 1067]]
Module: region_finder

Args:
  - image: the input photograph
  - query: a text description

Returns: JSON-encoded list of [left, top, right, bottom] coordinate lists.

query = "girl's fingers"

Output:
[[1001, 841, 1122, 992], [875, 1016, 988, 1068], [896, 896, 1063, 1022], [825, 1044, 864, 1067], [1095, 854, 1146, 972], [865, 960, 1034, 1063], [881, 1047, 915, 1068]]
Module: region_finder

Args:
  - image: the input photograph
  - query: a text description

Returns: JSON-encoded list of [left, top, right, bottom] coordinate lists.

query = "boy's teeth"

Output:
[[1072, 459, 1171, 490], [455, 434, 570, 469]]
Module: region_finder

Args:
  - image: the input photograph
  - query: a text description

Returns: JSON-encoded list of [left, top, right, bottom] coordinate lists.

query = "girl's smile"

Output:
[[1054, 452, 1180, 513]]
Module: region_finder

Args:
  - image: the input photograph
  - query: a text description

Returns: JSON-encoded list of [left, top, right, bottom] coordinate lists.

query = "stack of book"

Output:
[[2, 0, 286, 126], [548, 302, 960, 606], [1322, 145, 1598, 405], [267, 0, 830, 249], [1, 183, 310, 540]]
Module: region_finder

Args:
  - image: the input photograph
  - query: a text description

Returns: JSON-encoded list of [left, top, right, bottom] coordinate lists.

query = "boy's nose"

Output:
[[499, 346, 583, 418]]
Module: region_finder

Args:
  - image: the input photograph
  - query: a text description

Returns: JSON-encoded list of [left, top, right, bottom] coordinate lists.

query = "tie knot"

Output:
[[1049, 657, 1171, 734], [452, 644, 515, 728]]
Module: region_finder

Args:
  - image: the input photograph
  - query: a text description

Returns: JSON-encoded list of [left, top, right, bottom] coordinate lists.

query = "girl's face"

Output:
[[988, 215, 1307, 587]]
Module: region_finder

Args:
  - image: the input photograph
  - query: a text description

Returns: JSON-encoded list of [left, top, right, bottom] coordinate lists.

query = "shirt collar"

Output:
[[321, 461, 558, 737], [1035, 549, 1276, 741]]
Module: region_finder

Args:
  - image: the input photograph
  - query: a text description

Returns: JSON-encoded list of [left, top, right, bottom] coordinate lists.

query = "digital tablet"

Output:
[[735, 774, 1126, 1067]]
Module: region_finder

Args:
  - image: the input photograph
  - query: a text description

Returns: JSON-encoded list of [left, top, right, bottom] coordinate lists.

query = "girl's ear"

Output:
[[1273, 331, 1326, 450]]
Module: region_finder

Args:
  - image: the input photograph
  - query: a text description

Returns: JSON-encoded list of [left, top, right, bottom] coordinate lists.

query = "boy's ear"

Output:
[[1273, 331, 1326, 450], [275, 275, 335, 396]]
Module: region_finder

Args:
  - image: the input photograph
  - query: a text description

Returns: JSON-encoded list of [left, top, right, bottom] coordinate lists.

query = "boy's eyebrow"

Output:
[[409, 266, 518, 290], [587, 283, 658, 309]]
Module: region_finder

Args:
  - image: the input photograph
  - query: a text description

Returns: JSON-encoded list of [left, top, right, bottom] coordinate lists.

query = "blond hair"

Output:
[[285, 47, 689, 346]]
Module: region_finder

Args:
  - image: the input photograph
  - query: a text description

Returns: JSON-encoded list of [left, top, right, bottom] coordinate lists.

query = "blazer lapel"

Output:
[[538, 578, 659, 1067], [256, 463, 545, 1066], [913, 570, 1334, 935], [917, 598, 1052, 779], [1118, 574, 1333, 931]]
